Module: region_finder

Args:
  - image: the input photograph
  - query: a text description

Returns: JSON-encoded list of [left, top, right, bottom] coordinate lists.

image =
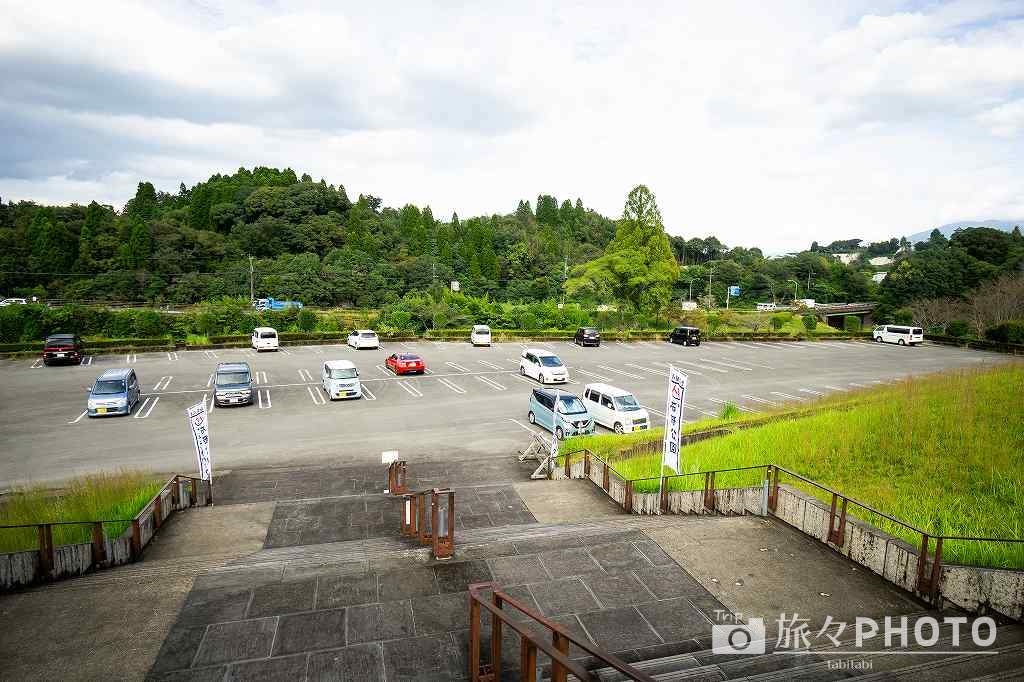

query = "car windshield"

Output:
[[473, 326, 489, 333], [397, 355, 419, 361], [259, 331, 276, 338], [360, 332, 377, 338], [92, 379, 125, 395], [539, 355, 563, 367], [557, 396, 587, 415], [216, 371, 250, 386], [614, 395, 642, 411], [328, 368, 357, 379]]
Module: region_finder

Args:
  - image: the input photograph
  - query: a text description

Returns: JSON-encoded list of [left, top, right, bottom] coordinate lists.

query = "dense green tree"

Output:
[[120, 216, 151, 269]]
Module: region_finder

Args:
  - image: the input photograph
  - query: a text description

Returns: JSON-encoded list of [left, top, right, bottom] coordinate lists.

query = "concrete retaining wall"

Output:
[[0, 477, 202, 591]]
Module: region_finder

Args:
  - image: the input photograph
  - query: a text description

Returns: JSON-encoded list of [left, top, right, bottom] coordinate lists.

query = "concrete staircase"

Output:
[[586, 612, 1024, 682]]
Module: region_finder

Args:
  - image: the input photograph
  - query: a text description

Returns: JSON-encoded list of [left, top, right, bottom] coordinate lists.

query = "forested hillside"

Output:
[[0, 166, 1020, 320]]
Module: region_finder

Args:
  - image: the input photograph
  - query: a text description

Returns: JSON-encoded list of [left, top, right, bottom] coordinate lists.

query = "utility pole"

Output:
[[561, 255, 568, 306], [707, 268, 713, 310], [248, 255, 255, 303]]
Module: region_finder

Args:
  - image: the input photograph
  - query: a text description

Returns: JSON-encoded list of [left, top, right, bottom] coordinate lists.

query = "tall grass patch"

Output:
[[0, 471, 165, 552]]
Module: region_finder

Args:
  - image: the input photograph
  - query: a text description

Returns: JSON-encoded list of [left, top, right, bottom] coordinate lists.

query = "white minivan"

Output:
[[583, 383, 650, 434], [321, 359, 362, 400], [471, 325, 491, 346], [872, 325, 923, 346], [520, 348, 568, 384], [252, 327, 279, 351], [347, 329, 380, 349]]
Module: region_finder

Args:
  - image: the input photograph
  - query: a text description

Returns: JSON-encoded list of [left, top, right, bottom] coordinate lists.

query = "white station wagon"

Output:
[[347, 329, 380, 349]]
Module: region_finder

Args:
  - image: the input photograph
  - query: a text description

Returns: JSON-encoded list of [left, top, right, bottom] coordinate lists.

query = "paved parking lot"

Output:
[[0, 339, 1013, 486]]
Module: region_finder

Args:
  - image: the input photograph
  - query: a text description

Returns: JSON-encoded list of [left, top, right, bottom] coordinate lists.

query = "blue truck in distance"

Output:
[[252, 297, 303, 311]]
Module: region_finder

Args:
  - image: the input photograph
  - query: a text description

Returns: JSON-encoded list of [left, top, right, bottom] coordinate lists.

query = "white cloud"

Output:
[[1, 0, 1023, 252]]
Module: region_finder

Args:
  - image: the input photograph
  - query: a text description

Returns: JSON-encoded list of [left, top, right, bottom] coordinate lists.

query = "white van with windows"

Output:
[[252, 327, 279, 351], [872, 325, 923, 346], [321, 359, 362, 400], [471, 325, 491, 346], [583, 383, 650, 434], [756, 302, 777, 311]]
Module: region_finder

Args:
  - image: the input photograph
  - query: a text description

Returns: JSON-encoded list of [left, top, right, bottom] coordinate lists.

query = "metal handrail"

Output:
[[468, 583, 656, 682]]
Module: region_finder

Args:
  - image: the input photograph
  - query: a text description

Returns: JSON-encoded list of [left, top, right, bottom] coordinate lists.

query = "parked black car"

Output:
[[668, 326, 701, 346], [574, 327, 601, 347], [42, 333, 83, 365]]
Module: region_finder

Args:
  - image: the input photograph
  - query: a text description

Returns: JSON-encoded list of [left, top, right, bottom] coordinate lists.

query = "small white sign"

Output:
[[450, 280, 460, 291], [381, 450, 400, 464], [186, 401, 213, 481]]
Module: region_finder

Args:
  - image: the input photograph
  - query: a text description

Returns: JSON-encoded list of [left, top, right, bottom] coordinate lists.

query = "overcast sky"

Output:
[[2, 1, 1023, 251]]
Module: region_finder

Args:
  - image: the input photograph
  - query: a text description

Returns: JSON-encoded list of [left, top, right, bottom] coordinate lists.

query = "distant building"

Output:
[[869, 256, 893, 266], [871, 272, 888, 283], [834, 253, 859, 265]]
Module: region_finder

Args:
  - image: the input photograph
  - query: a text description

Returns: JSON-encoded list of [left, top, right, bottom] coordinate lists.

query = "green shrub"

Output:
[[719, 401, 741, 419], [984, 320, 1024, 345], [893, 308, 913, 325], [297, 308, 317, 332], [771, 314, 787, 331], [843, 315, 862, 332], [802, 314, 817, 331], [926, 325, 945, 335], [947, 320, 971, 338]]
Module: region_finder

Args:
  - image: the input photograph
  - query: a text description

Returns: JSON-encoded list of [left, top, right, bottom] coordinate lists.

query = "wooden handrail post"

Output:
[[190, 478, 199, 507], [38, 524, 54, 578], [624, 480, 634, 513], [563, 451, 571, 478], [91, 522, 106, 566], [551, 631, 569, 682], [583, 450, 591, 477], [491, 591, 503, 679], [469, 594, 482, 681], [154, 494, 163, 530], [660, 476, 669, 513], [130, 519, 142, 560], [520, 635, 537, 682], [602, 462, 609, 491]]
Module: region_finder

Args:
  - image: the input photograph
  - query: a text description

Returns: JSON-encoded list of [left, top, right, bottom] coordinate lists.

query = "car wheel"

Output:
[[614, 422, 624, 434], [528, 411, 536, 424], [520, 366, 526, 375], [539, 374, 546, 384], [898, 339, 905, 345], [874, 336, 881, 343], [555, 426, 564, 440]]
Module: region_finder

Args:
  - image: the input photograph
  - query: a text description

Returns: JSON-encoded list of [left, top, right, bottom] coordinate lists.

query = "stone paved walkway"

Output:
[[148, 530, 729, 681]]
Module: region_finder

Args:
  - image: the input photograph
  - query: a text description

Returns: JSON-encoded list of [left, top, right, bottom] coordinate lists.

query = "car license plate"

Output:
[[56, 353, 66, 358], [96, 407, 107, 414]]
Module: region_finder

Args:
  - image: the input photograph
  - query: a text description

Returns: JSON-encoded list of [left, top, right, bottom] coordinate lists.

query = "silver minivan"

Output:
[[87, 368, 141, 417]]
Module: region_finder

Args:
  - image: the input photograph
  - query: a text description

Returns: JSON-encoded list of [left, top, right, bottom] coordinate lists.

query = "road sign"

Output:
[[728, 285, 741, 296]]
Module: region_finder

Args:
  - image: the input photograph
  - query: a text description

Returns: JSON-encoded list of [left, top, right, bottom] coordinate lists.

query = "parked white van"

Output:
[[583, 383, 650, 434], [471, 325, 491, 346], [756, 302, 777, 311], [321, 359, 362, 399], [872, 325, 924, 346], [252, 327, 279, 351]]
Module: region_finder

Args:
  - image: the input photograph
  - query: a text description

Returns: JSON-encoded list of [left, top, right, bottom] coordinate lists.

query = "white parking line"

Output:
[[572, 368, 613, 381], [478, 360, 503, 370], [79, 356, 93, 366], [311, 347, 323, 355], [770, 391, 806, 401], [675, 360, 726, 374], [133, 396, 160, 419], [508, 373, 539, 386], [824, 385, 847, 391], [848, 382, 867, 388], [297, 369, 314, 382], [724, 358, 775, 370], [690, 405, 718, 417], [597, 364, 643, 379], [643, 405, 666, 417], [475, 375, 507, 391], [153, 376, 173, 391], [799, 388, 825, 396], [376, 364, 391, 377], [625, 363, 669, 377], [203, 350, 218, 359], [505, 358, 521, 364], [306, 385, 326, 405], [255, 371, 269, 385], [708, 397, 759, 413], [361, 385, 377, 401], [742, 394, 777, 406], [507, 418, 539, 435], [68, 410, 88, 425], [257, 388, 272, 408], [701, 358, 753, 371], [278, 347, 292, 355], [397, 380, 424, 397], [30, 358, 43, 369], [436, 377, 467, 394], [445, 361, 471, 372], [167, 351, 179, 361], [206, 373, 215, 388], [650, 361, 705, 378], [730, 342, 763, 350]]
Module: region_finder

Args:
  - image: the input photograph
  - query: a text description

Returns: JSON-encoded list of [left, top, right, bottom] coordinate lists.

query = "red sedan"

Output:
[[386, 353, 425, 375]]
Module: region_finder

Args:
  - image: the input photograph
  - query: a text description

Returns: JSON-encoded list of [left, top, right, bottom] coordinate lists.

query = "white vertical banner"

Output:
[[661, 366, 688, 474], [186, 401, 213, 482]]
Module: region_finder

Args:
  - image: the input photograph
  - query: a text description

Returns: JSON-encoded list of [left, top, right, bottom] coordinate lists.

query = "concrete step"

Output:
[[966, 665, 1024, 681]]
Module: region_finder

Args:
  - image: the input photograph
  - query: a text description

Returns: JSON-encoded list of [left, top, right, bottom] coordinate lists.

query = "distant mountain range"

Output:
[[905, 220, 1021, 244]]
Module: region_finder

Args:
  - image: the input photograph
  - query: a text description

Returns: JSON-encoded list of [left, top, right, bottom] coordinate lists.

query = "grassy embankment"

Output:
[[0, 471, 165, 553], [563, 366, 1024, 568]]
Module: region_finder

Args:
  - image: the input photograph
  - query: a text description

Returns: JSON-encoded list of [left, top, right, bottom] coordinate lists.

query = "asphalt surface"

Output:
[[0, 339, 1013, 487]]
